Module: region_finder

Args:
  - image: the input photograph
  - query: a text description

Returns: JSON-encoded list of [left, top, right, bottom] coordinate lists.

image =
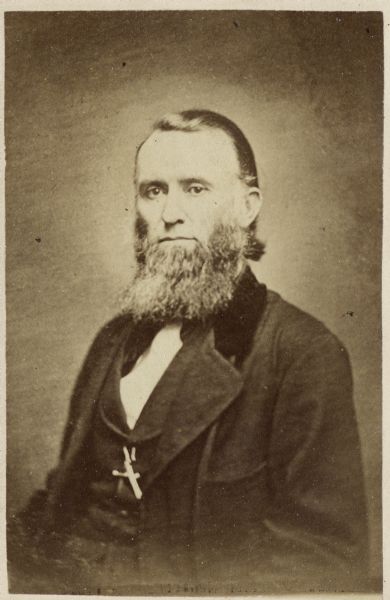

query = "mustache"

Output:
[[135, 215, 200, 244], [158, 236, 198, 243], [134, 215, 203, 264]]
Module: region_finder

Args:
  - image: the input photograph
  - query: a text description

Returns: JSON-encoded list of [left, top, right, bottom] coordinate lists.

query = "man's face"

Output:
[[135, 129, 253, 247], [123, 127, 261, 321]]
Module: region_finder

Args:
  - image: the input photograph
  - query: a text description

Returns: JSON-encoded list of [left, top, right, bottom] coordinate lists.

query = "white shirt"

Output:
[[120, 323, 183, 430]]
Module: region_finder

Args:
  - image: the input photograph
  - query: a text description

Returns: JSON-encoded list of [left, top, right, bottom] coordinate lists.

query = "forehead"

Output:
[[136, 129, 240, 182]]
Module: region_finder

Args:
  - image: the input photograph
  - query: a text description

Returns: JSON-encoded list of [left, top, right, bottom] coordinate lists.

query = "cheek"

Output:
[[191, 197, 234, 227], [186, 205, 215, 234], [186, 204, 226, 242], [136, 201, 161, 229]]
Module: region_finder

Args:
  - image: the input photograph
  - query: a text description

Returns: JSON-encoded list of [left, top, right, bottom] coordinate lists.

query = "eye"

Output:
[[187, 184, 208, 196], [145, 186, 163, 200]]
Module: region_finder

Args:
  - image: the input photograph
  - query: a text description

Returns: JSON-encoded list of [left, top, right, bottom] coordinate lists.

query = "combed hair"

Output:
[[137, 109, 265, 261]]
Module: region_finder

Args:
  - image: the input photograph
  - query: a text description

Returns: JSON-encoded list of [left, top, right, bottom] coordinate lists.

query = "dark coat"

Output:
[[10, 268, 368, 594]]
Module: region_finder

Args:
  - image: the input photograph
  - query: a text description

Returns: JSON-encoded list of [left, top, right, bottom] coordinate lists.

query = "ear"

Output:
[[236, 187, 262, 228]]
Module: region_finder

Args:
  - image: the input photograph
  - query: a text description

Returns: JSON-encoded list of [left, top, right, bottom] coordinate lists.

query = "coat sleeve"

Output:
[[260, 331, 369, 591], [8, 319, 121, 587], [13, 319, 121, 531]]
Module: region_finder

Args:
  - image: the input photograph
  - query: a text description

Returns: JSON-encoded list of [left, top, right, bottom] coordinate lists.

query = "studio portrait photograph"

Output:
[[4, 7, 383, 596]]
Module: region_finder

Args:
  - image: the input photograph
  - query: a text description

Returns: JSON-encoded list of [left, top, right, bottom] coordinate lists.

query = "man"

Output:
[[8, 110, 368, 595]]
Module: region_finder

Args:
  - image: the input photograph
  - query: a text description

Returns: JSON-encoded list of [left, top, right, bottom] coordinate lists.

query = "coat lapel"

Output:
[[144, 324, 243, 488], [143, 267, 267, 487]]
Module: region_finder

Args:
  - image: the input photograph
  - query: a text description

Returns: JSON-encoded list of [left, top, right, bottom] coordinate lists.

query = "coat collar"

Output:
[[213, 265, 267, 363]]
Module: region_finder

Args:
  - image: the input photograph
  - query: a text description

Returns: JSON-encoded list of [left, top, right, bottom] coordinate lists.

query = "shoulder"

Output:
[[76, 313, 134, 374], [90, 312, 133, 348], [264, 290, 339, 341], [255, 289, 350, 373]]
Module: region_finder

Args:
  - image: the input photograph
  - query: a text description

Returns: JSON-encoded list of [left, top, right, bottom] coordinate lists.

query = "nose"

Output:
[[161, 191, 185, 226]]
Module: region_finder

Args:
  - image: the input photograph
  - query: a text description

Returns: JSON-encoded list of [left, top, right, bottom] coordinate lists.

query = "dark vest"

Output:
[[74, 330, 174, 546]]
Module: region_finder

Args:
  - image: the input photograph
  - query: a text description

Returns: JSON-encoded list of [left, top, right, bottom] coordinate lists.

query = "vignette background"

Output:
[[5, 10, 383, 583]]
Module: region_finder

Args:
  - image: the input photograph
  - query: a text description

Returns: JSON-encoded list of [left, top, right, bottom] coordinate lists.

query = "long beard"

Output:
[[120, 218, 248, 323]]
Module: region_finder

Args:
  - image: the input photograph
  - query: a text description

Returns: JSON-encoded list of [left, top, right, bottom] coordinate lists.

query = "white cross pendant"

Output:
[[112, 446, 143, 500]]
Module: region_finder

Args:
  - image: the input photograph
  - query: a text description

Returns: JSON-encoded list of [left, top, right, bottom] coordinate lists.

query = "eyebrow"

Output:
[[179, 177, 213, 188]]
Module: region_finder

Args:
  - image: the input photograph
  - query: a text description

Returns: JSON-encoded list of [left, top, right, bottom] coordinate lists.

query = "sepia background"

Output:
[[5, 11, 382, 582]]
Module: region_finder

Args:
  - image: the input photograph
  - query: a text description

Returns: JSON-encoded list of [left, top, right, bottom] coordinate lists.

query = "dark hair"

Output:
[[136, 109, 265, 261]]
